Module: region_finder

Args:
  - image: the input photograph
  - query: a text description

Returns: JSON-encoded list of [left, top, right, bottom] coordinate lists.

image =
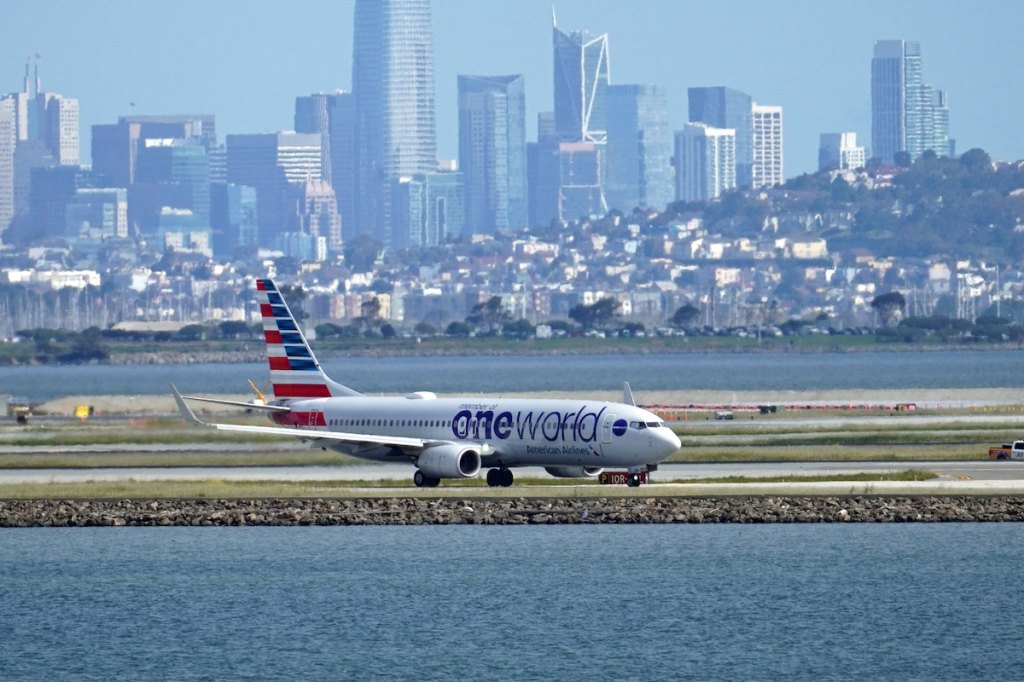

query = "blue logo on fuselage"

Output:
[[612, 419, 628, 437], [451, 406, 607, 443]]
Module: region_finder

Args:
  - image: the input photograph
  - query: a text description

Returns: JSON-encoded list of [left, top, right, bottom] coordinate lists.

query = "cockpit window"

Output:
[[646, 421, 662, 428], [629, 421, 646, 430]]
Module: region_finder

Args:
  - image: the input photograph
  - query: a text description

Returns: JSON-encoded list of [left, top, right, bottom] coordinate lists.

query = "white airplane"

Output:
[[172, 278, 680, 487]]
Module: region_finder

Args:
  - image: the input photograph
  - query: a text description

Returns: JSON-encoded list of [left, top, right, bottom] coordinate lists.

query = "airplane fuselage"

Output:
[[270, 394, 675, 468]]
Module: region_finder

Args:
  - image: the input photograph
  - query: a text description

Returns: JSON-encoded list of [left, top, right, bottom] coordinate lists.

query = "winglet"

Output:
[[170, 384, 206, 426], [623, 381, 636, 406]]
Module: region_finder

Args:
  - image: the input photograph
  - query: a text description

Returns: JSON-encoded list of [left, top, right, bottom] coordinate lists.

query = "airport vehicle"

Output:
[[988, 441, 1024, 460], [172, 278, 680, 487]]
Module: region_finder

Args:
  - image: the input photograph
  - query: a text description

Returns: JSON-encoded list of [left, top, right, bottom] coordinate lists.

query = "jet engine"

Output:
[[417, 444, 482, 479], [544, 466, 603, 479]]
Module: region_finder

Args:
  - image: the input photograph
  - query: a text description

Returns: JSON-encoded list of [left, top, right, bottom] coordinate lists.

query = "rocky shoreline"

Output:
[[3, 496, 1024, 527]]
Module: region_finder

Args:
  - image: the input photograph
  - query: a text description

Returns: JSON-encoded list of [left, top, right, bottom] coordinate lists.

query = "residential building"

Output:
[[688, 87, 752, 187], [226, 132, 321, 246], [352, 0, 437, 246], [819, 132, 866, 171], [295, 92, 357, 241], [157, 207, 211, 256], [64, 188, 128, 240], [871, 39, 951, 163], [133, 138, 210, 233], [287, 178, 342, 254], [675, 123, 736, 202], [391, 172, 465, 248], [557, 142, 606, 221], [605, 84, 673, 212], [751, 104, 783, 188], [527, 112, 560, 228], [91, 114, 214, 188], [28, 165, 100, 239], [210, 183, 258, 258], [457, 74, 527, 235]]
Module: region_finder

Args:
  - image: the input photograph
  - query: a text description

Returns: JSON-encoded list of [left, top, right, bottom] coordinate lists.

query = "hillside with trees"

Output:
[[661, 149, 1024, 263]]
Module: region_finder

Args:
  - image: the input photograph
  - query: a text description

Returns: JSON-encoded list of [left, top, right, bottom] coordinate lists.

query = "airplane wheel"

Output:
[[486, 469, 501, 487], [627, 474, 641, 488], [501, 469, 514, 487], [414, 470, 439, 488]]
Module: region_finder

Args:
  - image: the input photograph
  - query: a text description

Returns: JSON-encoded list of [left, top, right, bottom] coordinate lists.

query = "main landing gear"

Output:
[[413, 470, 440, 488], [486, 468, 514, 487]]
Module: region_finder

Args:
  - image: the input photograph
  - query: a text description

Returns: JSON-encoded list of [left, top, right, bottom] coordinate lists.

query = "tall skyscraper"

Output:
[[1, 62, 79, 239], [675, 123, 736, 203], [553, 18, 610, 144], [352, 0, 437, 245], [751, 104, 783, 189], [2, 62, 80, 165], [688, 87, 752, 188], [871, 40, 950, 163], [605, 84, 673, 212], [0, 99, 15, 239], [819, 132, 866, 171], [458, 74, 527, 235]]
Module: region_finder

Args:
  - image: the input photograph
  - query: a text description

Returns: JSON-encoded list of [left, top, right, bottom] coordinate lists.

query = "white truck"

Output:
[[988, 441, 1024, 460]]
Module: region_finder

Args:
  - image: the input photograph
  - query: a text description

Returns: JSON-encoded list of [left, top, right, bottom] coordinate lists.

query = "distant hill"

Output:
[[663, 149, 1024, 263]]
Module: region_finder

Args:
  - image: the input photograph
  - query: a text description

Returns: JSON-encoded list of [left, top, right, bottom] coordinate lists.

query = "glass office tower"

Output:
[[553, 22, 609, 144], [457, 74, 527, 234], [352, 0, 437, 246]]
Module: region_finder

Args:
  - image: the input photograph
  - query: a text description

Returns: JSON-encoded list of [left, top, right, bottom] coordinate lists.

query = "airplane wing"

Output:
[[170, 384, 435, 451]]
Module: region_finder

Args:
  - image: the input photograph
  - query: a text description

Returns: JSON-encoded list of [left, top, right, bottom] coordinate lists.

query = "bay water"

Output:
[[2, 348, 1023, 401], [2, 524, 1022, 680]]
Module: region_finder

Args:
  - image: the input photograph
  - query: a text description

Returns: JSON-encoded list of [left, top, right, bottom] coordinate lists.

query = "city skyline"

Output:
[[2, 1, 1023, 178]]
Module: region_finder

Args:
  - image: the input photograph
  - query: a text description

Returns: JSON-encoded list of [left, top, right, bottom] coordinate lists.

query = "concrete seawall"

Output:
[[3, 496, 1024, 527]]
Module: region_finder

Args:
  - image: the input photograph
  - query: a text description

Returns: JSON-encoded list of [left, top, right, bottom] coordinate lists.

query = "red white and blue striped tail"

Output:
[[255, 278, 361, 399]]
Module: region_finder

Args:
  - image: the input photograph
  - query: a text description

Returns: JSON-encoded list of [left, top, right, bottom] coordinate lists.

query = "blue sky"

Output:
[[3, 0, 1023, 176]]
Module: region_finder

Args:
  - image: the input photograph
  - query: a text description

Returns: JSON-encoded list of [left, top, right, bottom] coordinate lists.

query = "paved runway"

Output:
[[2, 460, 1021, 484]]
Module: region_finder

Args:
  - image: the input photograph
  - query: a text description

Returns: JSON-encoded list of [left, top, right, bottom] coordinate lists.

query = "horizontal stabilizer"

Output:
[[176, 394, 291, 413]]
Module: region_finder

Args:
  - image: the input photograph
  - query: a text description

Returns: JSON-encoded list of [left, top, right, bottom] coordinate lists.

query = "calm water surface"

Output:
[[2, 524, 1022, 681], [1, 349, 1022, 400]]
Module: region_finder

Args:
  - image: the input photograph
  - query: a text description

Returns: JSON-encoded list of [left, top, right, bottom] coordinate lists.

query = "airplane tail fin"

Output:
[[256, 277, 361, 399]]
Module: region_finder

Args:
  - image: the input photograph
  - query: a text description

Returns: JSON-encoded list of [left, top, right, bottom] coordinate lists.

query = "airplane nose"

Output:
[[658, 428, 681, 456]]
